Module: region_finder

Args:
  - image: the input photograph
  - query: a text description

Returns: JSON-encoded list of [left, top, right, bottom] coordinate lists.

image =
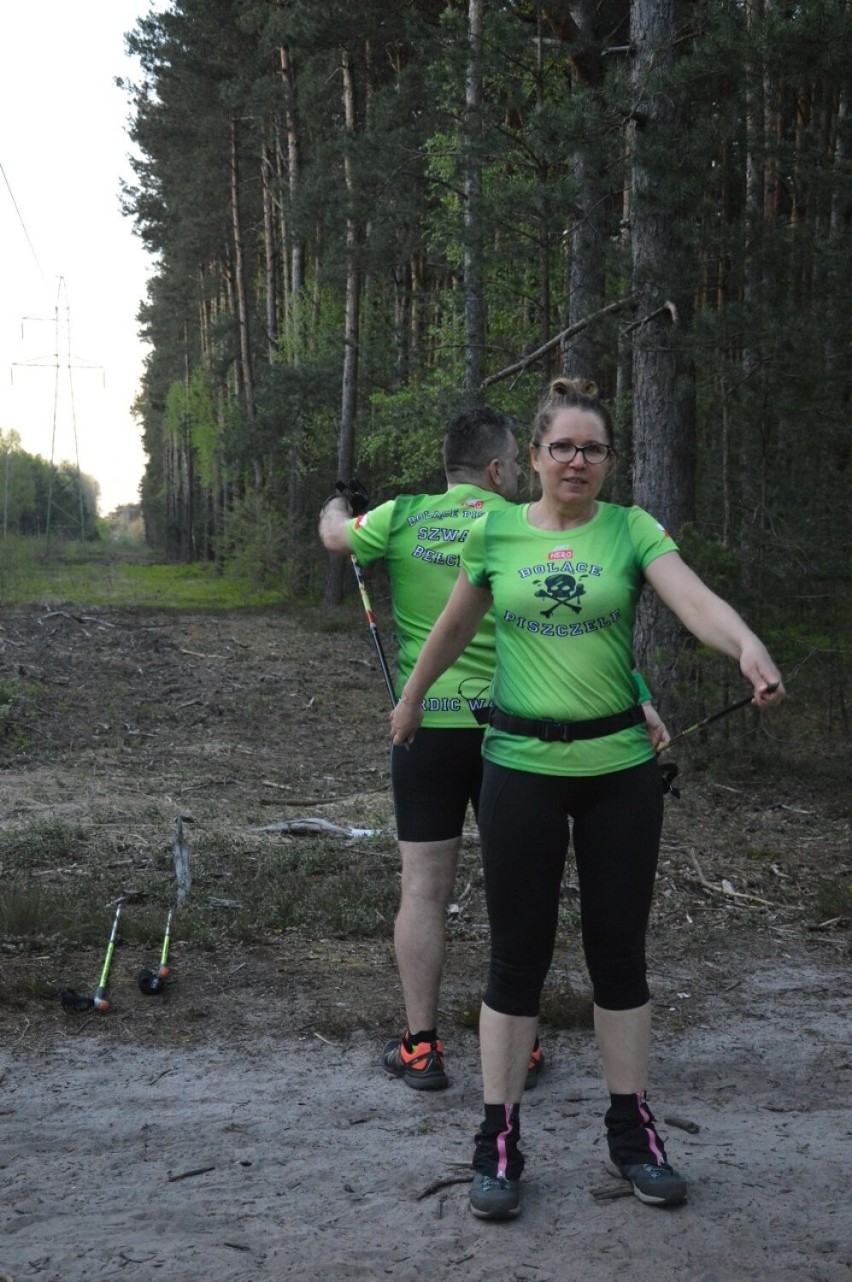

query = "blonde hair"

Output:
[[531, 377, 614, 448]]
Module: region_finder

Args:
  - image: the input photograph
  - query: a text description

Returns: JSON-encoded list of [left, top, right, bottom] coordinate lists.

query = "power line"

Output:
[[0, 159, 46, 282], [9, 278, 103, 548]]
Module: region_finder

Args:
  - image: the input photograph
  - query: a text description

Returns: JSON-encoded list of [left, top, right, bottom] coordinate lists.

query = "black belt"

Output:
[[487, 703, 645, 744]]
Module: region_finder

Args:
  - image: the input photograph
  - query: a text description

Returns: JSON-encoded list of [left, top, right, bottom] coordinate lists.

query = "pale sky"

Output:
[[0, 2, 162, 515]]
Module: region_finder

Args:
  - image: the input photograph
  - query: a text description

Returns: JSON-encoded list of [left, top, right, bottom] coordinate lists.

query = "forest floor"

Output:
[[0, 601, 849, 1282]]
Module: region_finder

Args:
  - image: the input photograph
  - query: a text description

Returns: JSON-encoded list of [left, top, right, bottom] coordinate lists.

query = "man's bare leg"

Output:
[[394, 837, 460, 1032]]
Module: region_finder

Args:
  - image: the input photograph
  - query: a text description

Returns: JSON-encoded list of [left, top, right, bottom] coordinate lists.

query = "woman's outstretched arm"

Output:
[[644, 552, 785, 706]]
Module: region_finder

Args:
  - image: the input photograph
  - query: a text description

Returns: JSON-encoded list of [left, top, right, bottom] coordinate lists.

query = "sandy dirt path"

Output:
[[2, 956, 848, 1282]]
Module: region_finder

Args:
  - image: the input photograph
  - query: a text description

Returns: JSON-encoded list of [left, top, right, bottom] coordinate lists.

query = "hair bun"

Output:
[[550, 377, 599, 399]]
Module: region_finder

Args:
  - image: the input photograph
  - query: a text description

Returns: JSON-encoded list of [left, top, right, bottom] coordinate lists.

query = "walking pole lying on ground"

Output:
[[59, 901, 123, 1013], [138, 909, 173, 995], [656, 683, 780, 757], [350, 555, 397, 708]]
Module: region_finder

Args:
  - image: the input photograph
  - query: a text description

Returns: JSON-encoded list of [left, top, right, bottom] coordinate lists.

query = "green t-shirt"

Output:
[[461, 502, 679, 775], [348, 484, 512, 727]]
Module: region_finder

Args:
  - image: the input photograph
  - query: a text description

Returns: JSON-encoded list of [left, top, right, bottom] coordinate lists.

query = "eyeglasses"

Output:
[[544, 440, 613, 465]]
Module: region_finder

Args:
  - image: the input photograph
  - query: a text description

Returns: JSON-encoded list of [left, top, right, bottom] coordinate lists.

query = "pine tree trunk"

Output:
[[229, 115, 259, 491], [279, 42, 307, 585], [628, 0, 696, 723], [563, 1, 608, 380], [463, 0, 485, 397], [261, 138, 279, 363], [325, 48, 361, 607], [740, 0, 767, 593]]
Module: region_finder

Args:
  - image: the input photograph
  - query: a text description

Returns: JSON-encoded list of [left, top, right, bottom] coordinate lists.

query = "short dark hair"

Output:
[[443, 406, 517, 475]]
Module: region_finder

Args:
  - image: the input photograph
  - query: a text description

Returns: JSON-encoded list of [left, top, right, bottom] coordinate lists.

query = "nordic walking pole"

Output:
[[92, 902, 122, 1011], [59, 900, 124, 1013], [350, 554, 397, 707], [138, 908, 173, 995], [656, 683, 779, 756]]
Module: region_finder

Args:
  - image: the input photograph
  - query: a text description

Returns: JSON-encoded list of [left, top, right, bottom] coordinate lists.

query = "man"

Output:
[[320, 407, 533, 1090], [319, 406, 664, 1091]]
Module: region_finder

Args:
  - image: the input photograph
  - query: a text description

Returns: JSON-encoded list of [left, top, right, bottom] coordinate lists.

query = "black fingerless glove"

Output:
[[331, 477, 370, 515]]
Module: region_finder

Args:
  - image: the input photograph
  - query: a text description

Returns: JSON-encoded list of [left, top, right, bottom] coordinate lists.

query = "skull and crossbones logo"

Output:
[[534, 573, 586, 617]]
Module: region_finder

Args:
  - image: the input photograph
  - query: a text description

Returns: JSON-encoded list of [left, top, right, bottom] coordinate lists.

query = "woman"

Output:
[[389, 378, 785, 1220]]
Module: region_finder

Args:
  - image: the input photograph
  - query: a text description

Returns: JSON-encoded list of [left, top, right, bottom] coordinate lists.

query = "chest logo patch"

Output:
[[534, 573, 586, 617]]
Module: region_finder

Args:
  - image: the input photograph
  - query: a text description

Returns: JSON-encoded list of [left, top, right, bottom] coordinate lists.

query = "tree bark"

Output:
[[628, 0, 696, 723], [261, 138, 279, 363], [463, 0, 485, 397], [563, 1, 608, 379], [279, 42, 307, 583], [324, 48, 362, 606], [739, 0, 768, 592], [228, 114, 259, 491]]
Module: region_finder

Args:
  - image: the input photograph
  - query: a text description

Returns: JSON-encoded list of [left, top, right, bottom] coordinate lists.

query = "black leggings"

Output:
[[477, 758, 664, 1014]]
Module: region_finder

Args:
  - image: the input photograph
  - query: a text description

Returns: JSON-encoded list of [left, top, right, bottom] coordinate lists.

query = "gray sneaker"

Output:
[[606, 1157, 688, 1206], [469, 1172, 521, 1219]]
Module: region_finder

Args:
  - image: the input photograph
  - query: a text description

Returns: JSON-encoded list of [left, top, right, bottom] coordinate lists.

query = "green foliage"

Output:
[[0, 433, 100, 542], [116, 0, 850, 717], [0, 550, 286, 609], [214, 494, 292, 594], [362, 380, 461, 494]]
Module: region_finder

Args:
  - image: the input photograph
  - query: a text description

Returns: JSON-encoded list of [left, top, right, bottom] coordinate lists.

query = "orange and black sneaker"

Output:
[[381, 1031, 448, 1091], [524, 1038, 545, 1091]]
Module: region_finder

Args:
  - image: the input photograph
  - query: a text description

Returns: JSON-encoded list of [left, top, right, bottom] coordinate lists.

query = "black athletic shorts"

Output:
[[390, 727, 485, 843]]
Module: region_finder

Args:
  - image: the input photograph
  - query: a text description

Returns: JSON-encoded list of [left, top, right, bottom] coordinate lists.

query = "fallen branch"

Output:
[[173, 816, 191, 909], [417, 1174, 473, 1200], [167, 1164, 216, 1183], [664, 1114, 700, 1135], [251, 818, 378, 838], [621, 299, 678, 334], [689, 851, 797, 910], [481, 297, 633, 388], [590, 1181, 633, 1201]]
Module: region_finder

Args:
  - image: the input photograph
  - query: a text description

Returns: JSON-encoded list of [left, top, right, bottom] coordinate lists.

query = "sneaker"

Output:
[[381, 1033, 448, 1091], [606, 1156, 688, 1206], [469, 1172, 521, 1219], [524, 1040, 545, 1091]]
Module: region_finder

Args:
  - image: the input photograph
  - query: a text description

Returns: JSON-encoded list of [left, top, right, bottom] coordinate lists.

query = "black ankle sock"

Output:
[[407, 1027, 437, 1047]]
